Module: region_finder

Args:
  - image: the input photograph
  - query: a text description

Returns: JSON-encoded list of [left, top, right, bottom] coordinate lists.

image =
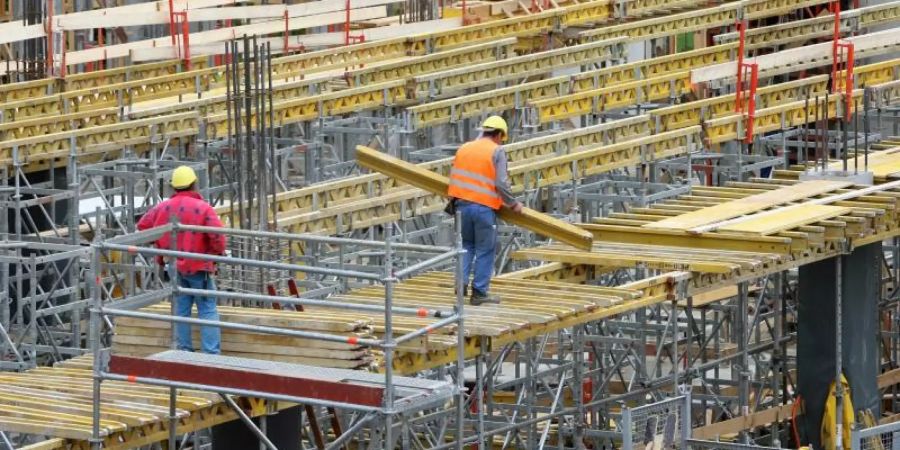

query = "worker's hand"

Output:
[[511, 202, 524, 214]]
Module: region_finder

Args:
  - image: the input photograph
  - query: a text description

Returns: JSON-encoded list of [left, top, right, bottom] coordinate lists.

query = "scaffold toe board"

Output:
[[107, 351, 457, 411]]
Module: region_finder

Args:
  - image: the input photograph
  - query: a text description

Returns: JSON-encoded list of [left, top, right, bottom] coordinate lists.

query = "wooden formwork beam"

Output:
[[354, 146, 594, 251]]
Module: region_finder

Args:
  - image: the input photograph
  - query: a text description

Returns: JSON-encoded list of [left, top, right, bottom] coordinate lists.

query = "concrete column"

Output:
[[797, 243, 881, 447]]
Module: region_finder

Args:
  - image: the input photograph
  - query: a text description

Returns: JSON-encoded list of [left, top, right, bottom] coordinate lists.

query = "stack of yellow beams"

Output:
[[0, 355, 280, 448], [112, 304, 378, 369]]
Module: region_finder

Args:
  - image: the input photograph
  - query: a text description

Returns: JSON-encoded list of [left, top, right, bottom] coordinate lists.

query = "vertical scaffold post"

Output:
[[383, 224, 396, 449], [454, 211, 465, 450]]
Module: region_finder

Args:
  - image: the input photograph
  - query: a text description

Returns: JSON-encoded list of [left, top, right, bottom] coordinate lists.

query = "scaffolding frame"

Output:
[[88, 222, 467, 450]]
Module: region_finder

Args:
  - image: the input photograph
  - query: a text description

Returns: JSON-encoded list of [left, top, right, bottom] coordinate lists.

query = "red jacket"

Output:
[[137, 191, 226, 275]]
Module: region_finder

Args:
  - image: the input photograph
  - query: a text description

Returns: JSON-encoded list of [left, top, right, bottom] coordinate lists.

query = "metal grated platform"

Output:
[[107, 350, 457, 412]]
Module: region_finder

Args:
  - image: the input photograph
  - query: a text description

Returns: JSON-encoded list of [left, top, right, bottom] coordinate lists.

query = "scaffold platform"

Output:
[[106, 350, 457, 412]]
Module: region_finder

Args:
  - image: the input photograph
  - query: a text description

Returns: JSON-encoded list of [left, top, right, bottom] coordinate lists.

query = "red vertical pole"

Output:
[[225, 19, 232, 65], [180, 12, 191, 70], [168, 0, 177, 46], [45, 0, 53, 76], [735, 20, 747, 113], [85, 44, 94, 72], [745, 64, 759, 143], [844, 43, 854, 120], [283, 10, 289, 53], [345, 0, 351, 45], [830, 0, 842, 91], [461, 0, 467, 25]]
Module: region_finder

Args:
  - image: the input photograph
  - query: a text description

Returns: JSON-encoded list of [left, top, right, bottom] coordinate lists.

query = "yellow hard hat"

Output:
[[482, 115, 508, 142], [171, 166, 198, 189]]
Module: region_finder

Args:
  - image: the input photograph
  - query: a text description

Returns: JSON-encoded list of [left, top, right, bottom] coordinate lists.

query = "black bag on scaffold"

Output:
[[443, 198, 457, 216]]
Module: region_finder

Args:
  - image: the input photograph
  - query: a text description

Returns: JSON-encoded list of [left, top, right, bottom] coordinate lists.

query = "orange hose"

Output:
[[792, 395, 803, 447]]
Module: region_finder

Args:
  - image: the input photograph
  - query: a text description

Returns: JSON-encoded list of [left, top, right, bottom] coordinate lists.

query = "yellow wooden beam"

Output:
[[354, 145, 594, 250]]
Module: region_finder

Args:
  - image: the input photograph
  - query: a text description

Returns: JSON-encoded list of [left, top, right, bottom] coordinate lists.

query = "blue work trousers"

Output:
[[175, 272, 221, 354], [459, 201, 498, 295]]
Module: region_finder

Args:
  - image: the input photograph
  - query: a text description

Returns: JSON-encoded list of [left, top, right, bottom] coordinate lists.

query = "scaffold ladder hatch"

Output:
[[831, 0, 854, 120], [735, 20, 759, 144]]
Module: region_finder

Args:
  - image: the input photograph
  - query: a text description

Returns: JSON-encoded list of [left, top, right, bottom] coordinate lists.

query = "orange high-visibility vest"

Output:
[[447, 138, 502, 210]]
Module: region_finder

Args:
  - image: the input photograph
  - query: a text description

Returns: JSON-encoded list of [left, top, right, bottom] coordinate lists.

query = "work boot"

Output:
[[454, 285, 468, 298], [470, 291, 500, 306]]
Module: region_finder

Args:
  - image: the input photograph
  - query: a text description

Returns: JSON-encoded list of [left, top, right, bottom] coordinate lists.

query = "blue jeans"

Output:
[[175, 272, 220, 354], [459, 201, 497, 295]]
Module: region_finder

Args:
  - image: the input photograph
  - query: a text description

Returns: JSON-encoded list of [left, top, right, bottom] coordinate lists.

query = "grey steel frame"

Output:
[[87, 221, 467, 450]]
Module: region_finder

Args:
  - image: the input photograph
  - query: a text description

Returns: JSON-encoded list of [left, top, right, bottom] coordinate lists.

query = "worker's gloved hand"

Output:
[[511, 202, 524, 214]]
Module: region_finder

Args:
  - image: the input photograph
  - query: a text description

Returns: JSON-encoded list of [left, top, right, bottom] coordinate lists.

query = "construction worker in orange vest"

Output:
[[447, 116, 523, 305]]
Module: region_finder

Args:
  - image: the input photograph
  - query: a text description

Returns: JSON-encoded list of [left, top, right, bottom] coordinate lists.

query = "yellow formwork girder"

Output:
[[405, 43, 735, 129]]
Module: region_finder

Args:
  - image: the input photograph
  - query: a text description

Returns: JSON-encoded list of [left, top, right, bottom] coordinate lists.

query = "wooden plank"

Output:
[[717, 204, 852, 235], [644, 180, 851, 232], [878, 367, 900, 389], [827, 147, 900, 178], [679, 285, 737, 307], [354, 145, 594, 250], [16, 439, 67, 450], [691, 403, 794, 439]]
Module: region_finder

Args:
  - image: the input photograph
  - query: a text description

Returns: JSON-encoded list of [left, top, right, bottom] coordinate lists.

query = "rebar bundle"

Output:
[[404, 0, 437, 23], [224, 35, 278, 233]]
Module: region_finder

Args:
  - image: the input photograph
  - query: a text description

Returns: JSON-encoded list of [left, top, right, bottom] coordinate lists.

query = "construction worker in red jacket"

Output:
[[447, 116, 523, 305], [137, 166, 226, 354]]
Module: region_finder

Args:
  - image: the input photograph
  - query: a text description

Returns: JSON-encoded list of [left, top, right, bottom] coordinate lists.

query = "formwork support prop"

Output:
[[734, 20, 759, 144], [345, 0, 365, 46], [283, 11, 306, 54], [44, 0, 66, 78], [830, 0, 854, 121], [168, 0, 191, 70]]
